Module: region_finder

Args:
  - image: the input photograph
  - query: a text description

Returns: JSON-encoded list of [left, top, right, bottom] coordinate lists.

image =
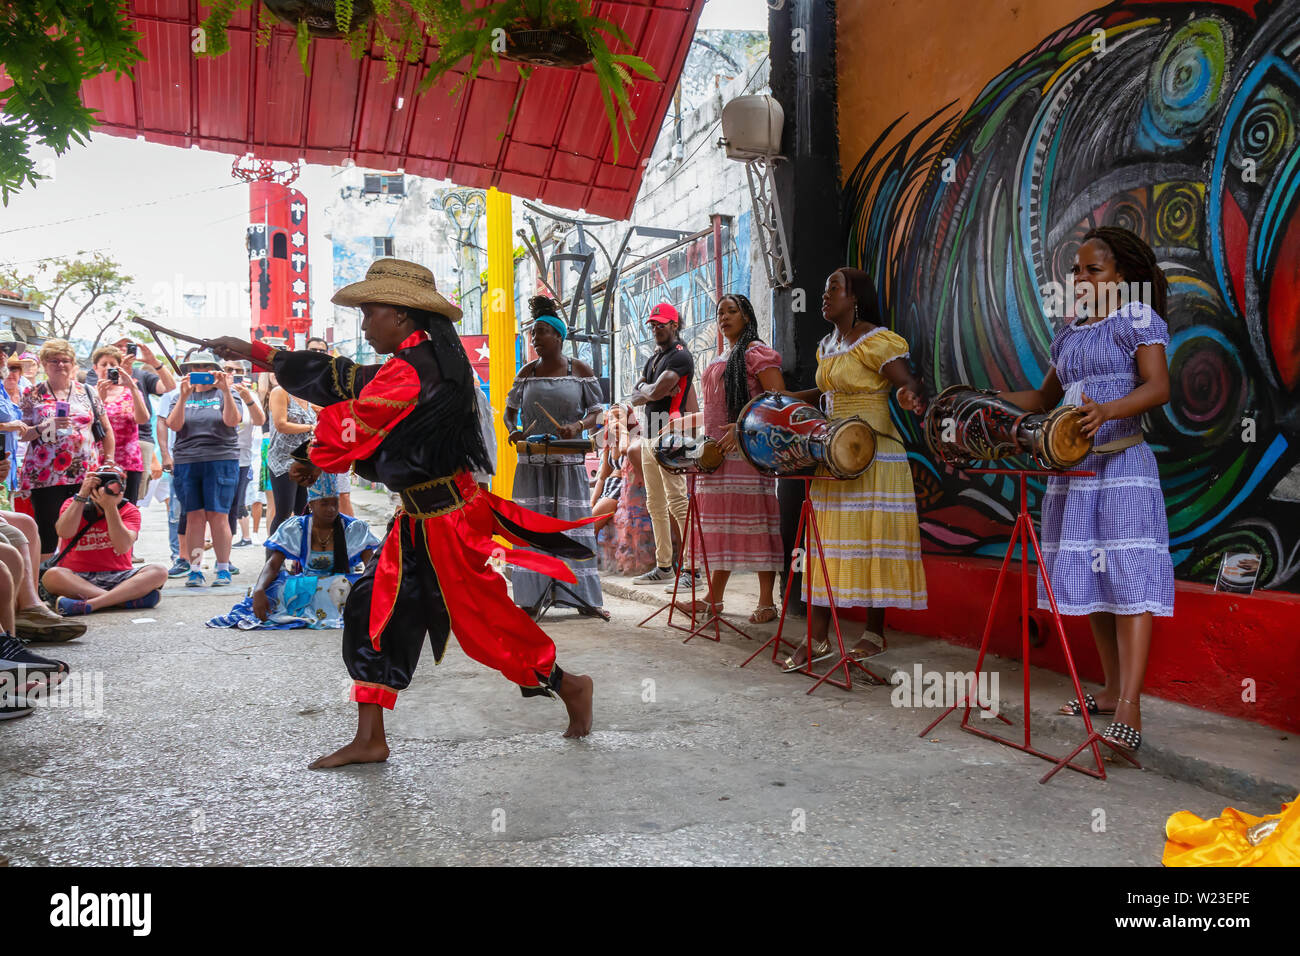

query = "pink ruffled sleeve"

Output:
[[744, 342, 782, 378]]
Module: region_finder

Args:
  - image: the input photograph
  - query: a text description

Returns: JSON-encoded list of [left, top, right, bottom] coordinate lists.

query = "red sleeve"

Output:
[[310, 357, 421, 472], [119, 502, 142, 534]]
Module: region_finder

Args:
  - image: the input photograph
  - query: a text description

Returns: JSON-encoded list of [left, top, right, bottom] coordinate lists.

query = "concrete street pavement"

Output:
[[1, 487, 1292, 866]]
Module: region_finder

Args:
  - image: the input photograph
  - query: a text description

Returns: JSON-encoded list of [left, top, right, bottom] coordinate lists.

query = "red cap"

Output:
[[647, 302, 679, 324]]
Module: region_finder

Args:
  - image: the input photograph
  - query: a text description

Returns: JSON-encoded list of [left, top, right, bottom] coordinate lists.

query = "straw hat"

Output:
[[331, 258, 463, 323]]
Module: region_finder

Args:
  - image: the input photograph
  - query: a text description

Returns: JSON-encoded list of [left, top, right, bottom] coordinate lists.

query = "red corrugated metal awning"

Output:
[[75, 0, 706, 219]]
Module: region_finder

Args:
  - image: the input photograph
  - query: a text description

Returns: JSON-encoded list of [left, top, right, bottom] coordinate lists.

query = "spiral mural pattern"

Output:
[[845, 1, 1300, 590]]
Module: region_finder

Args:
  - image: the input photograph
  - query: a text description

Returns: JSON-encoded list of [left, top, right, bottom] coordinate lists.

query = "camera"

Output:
[[126, 343, 138, 356], [92, 470, 124, 494], [108, 367, 120, 384], [189, 371, 215, 386]]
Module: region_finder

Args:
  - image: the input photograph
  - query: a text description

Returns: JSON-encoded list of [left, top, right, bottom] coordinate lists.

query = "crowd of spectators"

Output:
[[1, 336, 342, 721]]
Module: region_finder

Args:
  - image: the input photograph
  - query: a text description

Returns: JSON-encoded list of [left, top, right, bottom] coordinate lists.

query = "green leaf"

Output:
[[336, 0, 355, 34], [296, 19, 312, 74]]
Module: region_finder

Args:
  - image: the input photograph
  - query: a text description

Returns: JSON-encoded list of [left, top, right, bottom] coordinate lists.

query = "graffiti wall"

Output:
[[614, 212, 754, 400], [839, 0, 1300, 592]]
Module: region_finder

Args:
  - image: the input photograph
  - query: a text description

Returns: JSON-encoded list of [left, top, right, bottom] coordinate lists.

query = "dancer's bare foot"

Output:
[[557, 673, 594, 738], [309, 702, 389, 769], [308, 738, 390, 769]]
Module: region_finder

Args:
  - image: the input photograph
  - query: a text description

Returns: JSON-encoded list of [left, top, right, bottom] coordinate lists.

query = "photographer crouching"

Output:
[[40, 464, 168, 616]]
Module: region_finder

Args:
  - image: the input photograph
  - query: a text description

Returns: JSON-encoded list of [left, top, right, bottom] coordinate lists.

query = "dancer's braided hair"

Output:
[[1083, 226, 1169, 318], [405, 307, 492, 475], [721, 293, 763, 423]]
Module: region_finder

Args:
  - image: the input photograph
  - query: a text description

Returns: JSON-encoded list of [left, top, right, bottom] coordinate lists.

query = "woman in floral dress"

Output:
[[15, 339, 114, 558]]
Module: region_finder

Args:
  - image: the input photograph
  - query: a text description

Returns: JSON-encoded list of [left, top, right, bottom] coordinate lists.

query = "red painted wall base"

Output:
[[868, 555, 1300, 734]]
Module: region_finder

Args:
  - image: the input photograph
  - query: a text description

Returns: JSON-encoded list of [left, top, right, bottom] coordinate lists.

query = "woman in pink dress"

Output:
[[91, 346, 150, 502], [683, 293, 786, 623]]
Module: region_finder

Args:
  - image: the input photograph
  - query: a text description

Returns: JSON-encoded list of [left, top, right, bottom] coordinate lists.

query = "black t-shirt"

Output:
[[641, 340, 694, 419], [85, 365, 163, 443]]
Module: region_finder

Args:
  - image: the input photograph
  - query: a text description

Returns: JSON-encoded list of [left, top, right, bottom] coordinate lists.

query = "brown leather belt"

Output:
[[399, 475, 472, 518]]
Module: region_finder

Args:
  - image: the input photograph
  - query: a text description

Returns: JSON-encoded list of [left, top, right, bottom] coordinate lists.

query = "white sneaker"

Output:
[[666, 570, 701, 593], [633, 567, 675, 585]]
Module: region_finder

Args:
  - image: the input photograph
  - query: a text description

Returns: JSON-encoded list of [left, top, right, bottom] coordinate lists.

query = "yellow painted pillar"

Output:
[[485, 187, 517, 499]]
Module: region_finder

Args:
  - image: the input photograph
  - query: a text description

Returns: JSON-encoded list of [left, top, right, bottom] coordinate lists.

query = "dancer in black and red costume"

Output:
[[212, 258, 594, 768]]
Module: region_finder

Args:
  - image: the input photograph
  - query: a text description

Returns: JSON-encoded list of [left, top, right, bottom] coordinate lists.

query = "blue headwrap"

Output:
[[533, 313, 567, 340], [307, 472, 343, 502]]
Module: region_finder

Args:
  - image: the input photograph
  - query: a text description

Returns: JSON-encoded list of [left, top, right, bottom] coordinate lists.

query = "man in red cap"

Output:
[[624, 302, 696, 588]]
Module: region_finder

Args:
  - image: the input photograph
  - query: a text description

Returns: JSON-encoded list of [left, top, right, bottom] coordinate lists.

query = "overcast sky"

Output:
[[0, 0, 768, 340]]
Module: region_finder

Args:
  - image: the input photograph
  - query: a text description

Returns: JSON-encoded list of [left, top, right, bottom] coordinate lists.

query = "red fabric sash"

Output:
[[367, 472, 598, 646]]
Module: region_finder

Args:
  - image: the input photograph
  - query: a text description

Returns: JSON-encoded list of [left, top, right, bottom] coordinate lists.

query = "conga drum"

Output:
[[735, 392, 876, 480], [922, 384, 1092, 469], [651, 432, 724, 474]]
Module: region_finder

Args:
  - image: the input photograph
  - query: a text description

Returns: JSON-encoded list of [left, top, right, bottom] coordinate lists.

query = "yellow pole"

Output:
[[485, 187, 517, 498]]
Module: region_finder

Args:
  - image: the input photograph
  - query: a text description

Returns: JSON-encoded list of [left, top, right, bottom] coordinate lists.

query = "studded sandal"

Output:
[[1102, 720, 1142, 755], [1058, 693, 1115, 717]]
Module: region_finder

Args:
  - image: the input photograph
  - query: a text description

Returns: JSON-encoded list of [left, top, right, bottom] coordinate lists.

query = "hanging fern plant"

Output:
[[199, 0, 660, 161]]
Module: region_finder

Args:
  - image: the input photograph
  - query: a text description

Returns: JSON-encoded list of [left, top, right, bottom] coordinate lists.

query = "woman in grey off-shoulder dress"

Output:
[[504, 310, 605, 616]]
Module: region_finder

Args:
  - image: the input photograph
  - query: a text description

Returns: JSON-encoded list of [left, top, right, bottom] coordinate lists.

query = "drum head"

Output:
[[696, 440, 724, 473], [1045, 406, 1093, 468], [825, 418, 876, 479]]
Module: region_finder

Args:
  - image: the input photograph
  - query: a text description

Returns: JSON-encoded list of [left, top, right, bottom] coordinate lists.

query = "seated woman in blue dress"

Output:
[[207, 473, 379, 629]]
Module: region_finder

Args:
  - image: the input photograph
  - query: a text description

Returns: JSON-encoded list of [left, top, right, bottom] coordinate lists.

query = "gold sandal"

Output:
[[781, 639, 832, 673], [848, 631, 886, 664], [749, 604, 778, 624]]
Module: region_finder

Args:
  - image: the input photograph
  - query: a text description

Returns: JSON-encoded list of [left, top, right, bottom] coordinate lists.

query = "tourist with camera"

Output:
[[85, 339, 175, 501], [161, 351, 244, 587], [89, 346, 150, 503], [11, 339, 115, 561], [40, 464, 167, 615]]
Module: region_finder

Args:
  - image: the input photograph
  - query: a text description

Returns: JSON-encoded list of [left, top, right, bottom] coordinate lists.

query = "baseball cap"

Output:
[[647, 302, 679, 324]]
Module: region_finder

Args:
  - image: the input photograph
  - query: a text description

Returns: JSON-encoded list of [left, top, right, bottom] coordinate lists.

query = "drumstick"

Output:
[[534, 402, 563, 431]]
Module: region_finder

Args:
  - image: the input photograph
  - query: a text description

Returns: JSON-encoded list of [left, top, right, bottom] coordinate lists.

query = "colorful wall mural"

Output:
[[841, 0, 1300, 592], [614, 212, 754, 400]]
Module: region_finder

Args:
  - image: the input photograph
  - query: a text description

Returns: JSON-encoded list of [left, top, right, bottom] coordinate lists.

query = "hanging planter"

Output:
[[502, 27, 594, 68], [199, 0, 660, 163], [262, 0, 377, 38]]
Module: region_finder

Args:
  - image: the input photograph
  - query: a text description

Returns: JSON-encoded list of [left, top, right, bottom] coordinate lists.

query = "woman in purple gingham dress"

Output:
[[1000, 227, 1173, 759]]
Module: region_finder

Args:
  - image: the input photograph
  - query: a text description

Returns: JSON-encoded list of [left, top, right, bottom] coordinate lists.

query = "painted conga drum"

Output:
[[735, 391, 876, 480], [922, 384, 1092, 469], [651, 432, 724, 474]]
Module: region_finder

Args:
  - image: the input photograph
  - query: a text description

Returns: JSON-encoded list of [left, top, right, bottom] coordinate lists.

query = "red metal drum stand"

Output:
[[740, 476, 889, 693], [636, 474, 752, 642], [917, 468, 1142, 782]]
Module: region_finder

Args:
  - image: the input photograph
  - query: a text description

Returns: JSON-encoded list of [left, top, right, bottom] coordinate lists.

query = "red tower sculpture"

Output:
[[234, 157, 310, 348]]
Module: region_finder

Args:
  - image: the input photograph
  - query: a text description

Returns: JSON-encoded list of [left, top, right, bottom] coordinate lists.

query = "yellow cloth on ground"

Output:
[[1163, 796, 1299, 866], [808, 327, 926, 610]]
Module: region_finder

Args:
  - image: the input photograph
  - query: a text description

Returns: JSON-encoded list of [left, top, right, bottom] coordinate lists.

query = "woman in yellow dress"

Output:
[[781, 267, 928, 671]]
